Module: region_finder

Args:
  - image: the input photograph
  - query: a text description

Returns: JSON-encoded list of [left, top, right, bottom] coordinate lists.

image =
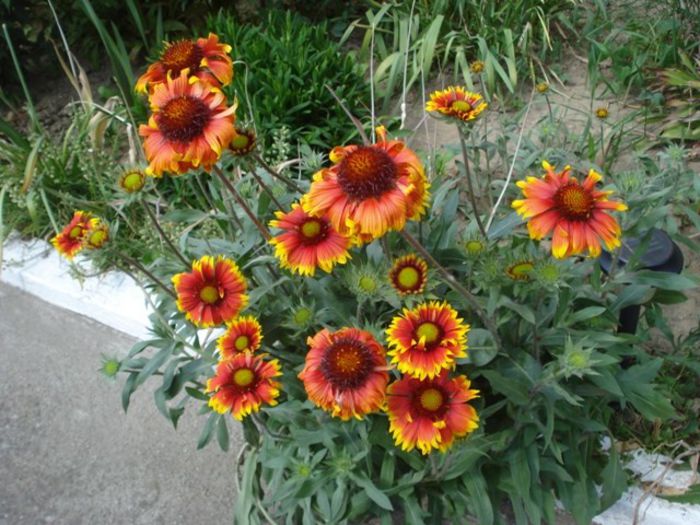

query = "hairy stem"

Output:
[[141, 200, 189, 267], [458, 128, 487, 238], [213, 165, 271, 240], [119, 253, 177, 299], [251, 152, 303, 193]]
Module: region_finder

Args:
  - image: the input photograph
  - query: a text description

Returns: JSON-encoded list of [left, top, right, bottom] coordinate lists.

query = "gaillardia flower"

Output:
[[118, 169, 146, 193], [269, 203, 352, 276], [302, 126, 428, 243], [218, 315, 263, 358], [595, 107, 609, 120], [135, 34, 233, 93], [512, 161, 628, 258], [299, 327, 389, 420], [470, 61, 485, 74], [51, 210, 92, 259], [387, 372, 479, 454], [207, 353, 281, 420], [386, 301, 469, 380], [389, 254, 428, 296], [426, 86, 488, 123], [84, 218, 109, 249], [172, 255, 248, 327], [139, 70, 236, 176], [229, 127, 256, 156]]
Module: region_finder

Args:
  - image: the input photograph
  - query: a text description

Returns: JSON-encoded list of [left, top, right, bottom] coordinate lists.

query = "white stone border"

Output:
[[1, 235, 698, 524], [1, 233, 151, 339]]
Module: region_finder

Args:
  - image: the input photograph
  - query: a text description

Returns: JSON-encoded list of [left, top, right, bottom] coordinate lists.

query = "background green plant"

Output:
[[206, 9, 371, 150]]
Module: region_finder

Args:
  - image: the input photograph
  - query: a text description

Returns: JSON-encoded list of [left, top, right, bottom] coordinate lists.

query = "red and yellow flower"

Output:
[[426, 86, 488, 123], [218, 316, 263, 358], [84, 218, 109, 249], [389, 254, 428, 296], [139, 70, 236, 177], [269, 203, 352, 276], [299, 327, 389, 420], [302, 126, 429, 243], [135, 33, 233, 93], [51, 210, 92, 259], [207, 353, 281, 420], [387, 372, 479, 454], [512, 161, 628, 258], [386, 301, 469, 380], [172, 255, 248, 327]]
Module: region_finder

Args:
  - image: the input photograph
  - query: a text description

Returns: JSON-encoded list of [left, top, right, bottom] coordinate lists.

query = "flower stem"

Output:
[[399, 230, 501, 349], [118, 253, 177, 299], [141, 200, 190, 267], [240, 165, 283, 210], [213, 165, 271, 240], [458, 128, 487, 238], [251, 152, 302, 193]]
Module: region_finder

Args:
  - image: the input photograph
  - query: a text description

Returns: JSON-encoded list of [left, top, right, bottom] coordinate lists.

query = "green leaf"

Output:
[[197, 412, 218, 450], [610, 284, 654, 311], [500, 296, 536, 324], [463, 474, 493, 525], [349, 473, 393, 511], [217, 416, 230, 452], [619, 270, 698, 292], [121, 372, 138, 412], [135, 344, 174, 387], [568, 306, 606, 324], [600, 446, 627, 509]]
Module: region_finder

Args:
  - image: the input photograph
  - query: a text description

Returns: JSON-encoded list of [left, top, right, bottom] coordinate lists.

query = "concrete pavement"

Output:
[[0, 283, 242, 525]]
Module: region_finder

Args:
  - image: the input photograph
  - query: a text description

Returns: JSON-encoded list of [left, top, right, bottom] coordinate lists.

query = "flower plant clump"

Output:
[[55, 33, 700, 525]]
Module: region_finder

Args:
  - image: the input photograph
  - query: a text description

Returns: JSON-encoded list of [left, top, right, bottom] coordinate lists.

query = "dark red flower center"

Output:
[[161, 40, 203, 74], [298, 217, 328, 245], [337, 146, 398, 201], [157, 95, 212, 143], [413, 385, 449, 418], [415, 321, 442, 347], [554, 183, 594, 220], [320, 337, 375, 389], [200, 284, 221, 304]]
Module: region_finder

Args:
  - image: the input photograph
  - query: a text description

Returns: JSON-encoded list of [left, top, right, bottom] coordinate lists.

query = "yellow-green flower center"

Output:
[[397, 266, 420, 289], [359, 275, 377, 292], [301, 219, 322, 238], [568, 351, 588, 368], [122, 172, 145, 192], [234, 335, 250, 351], [233, 368, 255, 387], [451, 100, 471, 112], [293, 307, 312, 325], [416, 322, 440, 344], [200, 285, 220, 304], [419, 388, 444, 411], [465, 240, 484, 255], [69, 226, 83, 239], [231, 133, 250, 150], [88, 230, 107, 247], [507, 261, 534, 280]]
